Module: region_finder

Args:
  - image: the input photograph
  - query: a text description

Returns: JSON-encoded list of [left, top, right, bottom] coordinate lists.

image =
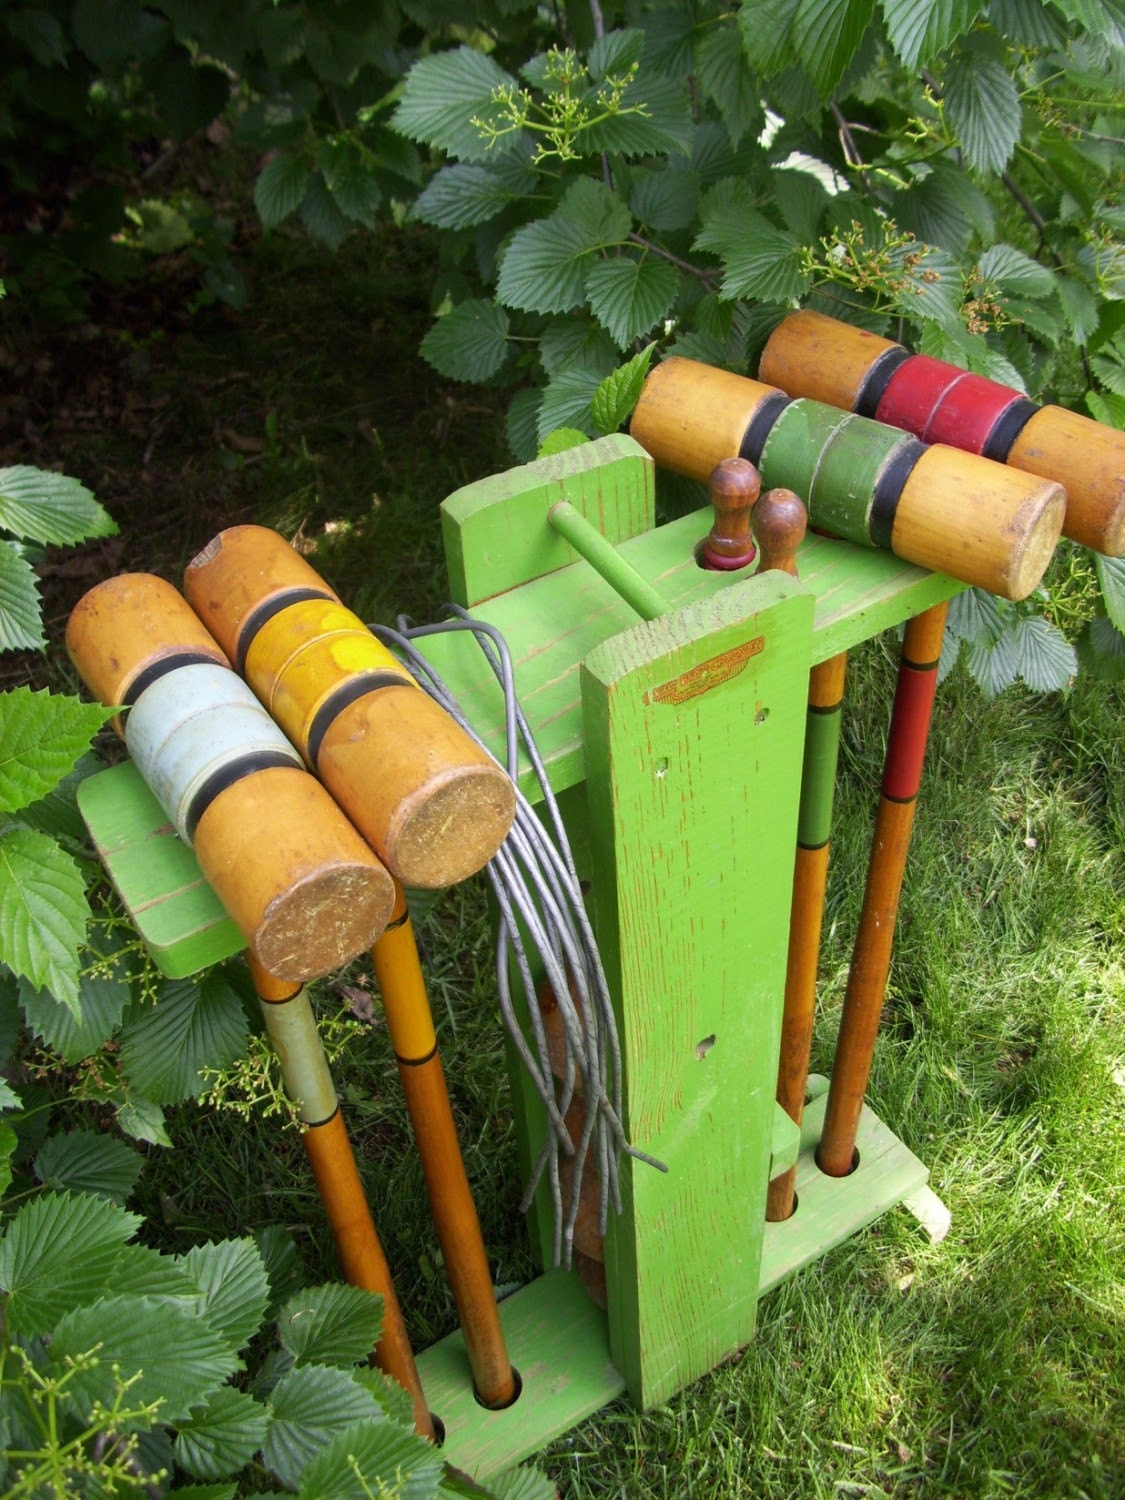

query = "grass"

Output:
[[3, 217, 1123, 1498]]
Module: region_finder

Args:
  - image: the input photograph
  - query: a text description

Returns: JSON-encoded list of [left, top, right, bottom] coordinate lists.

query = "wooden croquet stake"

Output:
[[817, 602, 949, 1177], [371, 882, 517, 1410], [750, 487, 807, 576], [246, 954, 435, 1440], [766, 651, 847, 1221], [701, 458, 759, 570]]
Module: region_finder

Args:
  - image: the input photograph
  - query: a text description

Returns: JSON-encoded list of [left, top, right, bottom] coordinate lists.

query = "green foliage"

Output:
[[0, 1190, 549, 1497]]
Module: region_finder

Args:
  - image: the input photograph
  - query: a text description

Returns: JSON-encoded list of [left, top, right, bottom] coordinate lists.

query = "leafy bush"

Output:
[[0, 1189, 551, 1497], [386, 1, 1125, 691]]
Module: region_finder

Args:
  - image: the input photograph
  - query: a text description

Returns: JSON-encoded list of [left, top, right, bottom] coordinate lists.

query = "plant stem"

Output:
[[628, 233, 717, 289]]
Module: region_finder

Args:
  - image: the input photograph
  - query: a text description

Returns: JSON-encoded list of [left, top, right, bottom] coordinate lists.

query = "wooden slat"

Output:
[[77, 763, 244, 978]]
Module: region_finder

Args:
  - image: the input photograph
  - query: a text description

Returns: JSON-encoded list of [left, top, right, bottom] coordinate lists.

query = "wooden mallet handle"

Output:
[[701, 458, 760, 570], [752, 487, 807, 577]]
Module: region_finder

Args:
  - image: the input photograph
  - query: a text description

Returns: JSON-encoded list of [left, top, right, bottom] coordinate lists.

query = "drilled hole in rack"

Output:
[[695, 1034, 716, 1060], [430, 1415, 445, 1447], [473, 1366, 523, 1412], [814, 1145, 861, 1176]]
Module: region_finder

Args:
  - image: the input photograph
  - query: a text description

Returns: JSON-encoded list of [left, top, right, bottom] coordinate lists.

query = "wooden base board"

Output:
[[419, 1079, 940, 1480]]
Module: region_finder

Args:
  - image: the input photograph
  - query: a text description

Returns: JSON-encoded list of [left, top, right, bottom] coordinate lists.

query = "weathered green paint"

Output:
[[426, 499, 961, 805], [415, 1268, 625, 1480], [547, 500, 669, 621], [442, 434, 655, 608], [797, 699, 845, 849], [757, 1074, 930, 1292], [770, 1100, 802, 1176], [758, 397, 851, 505], [811, 417, 913, 547], [581, 573, 813, 1407], [77, 762, 244, 977]]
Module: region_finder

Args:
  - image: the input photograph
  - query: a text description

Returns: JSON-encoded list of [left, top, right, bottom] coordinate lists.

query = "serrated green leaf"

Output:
[[965, 619, 1021, 696], [888, 240, 962, 328], [0, 687, 110, 814], [0, 466, 115, 546], [0, 1078, 21, 1110], [1058, 277, 1099, 343], [0, 1189, 140, 1335], [120, 970, 248, 1105], [558, 177, 633, 247], [21, 750, 100, 843], [1076, 613, 1125, 680], [497, 219, 599, 315], [114, 1089, 172, 1146], [538, 427, 591, 456], [793, 0, 875, 94], [737, 0, 800, 76], [297, 1420, 443, 1500], [412, 162, 533, 231], [264, 1365, 385, 1490], [718, 228, 807, 303], [536, 368, 602, 443], [35, 1129, 143, 1203], [175, 1386, 271, 1481], [580, 75, 693, 156], [102, 1242, 200, 1301], [944, 43, 1022, 175], [1013, 614, 1077, 693], [506, 387, 543, 462], [977, 243, 1057, 298], [490, 1465, 558, 1500], [0, 826, 88, 1014], [539, 320, 619, 379], [300, 173, 353, 249], [772, 168, 831, 245], [695, 25, 762, 149], [628, 167, 700, 232], [257, 1224, 304, 1317], [989, 0, 1065, 48], [1086, 389, 1125, 428], [392, 48, 521, 163], [254, 153, 311, 229], [0, 1120, 16, 1196], [585, 257, 678, 349], [588, 27, 645, 81], [893, 162, 981, 256], [946, 586, 1006, 646], [317, 138, 382, 227], [20, 927, 133, 1063], [881, 0, 981, 69], [421, 300, 511, 383], [1095, 555, 1125, 630], [279, 1282, 383, 1368], [48, 1293, 242, 1424], [591, 344, 657, 436], [180, 1237, 271, 1353], [0, 543, 45, 651]]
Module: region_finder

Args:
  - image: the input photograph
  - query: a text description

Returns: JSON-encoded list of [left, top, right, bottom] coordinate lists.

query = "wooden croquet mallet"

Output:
[[247, 956, 434, 1439], [817, 601, 949, 1177], [371, 883, 518, 1409]]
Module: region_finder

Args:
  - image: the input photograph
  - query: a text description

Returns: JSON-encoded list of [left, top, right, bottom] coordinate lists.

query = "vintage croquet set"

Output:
[[69, 341, 1125, 1480]]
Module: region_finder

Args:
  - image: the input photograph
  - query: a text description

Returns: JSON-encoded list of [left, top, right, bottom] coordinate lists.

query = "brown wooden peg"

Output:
[[701, 458, 760, 571], [751, 487, 807, 577]]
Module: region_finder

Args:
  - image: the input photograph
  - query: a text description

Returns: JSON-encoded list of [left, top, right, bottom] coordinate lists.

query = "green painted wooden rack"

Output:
[[78, 435, 958, 1482]]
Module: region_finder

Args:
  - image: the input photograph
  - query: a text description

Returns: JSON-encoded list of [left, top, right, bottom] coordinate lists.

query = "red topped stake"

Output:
[[701, 457, 760, 570]]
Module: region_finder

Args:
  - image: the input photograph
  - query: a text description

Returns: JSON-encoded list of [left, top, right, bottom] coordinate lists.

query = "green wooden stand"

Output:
[[78, 435, 958, 1482]]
